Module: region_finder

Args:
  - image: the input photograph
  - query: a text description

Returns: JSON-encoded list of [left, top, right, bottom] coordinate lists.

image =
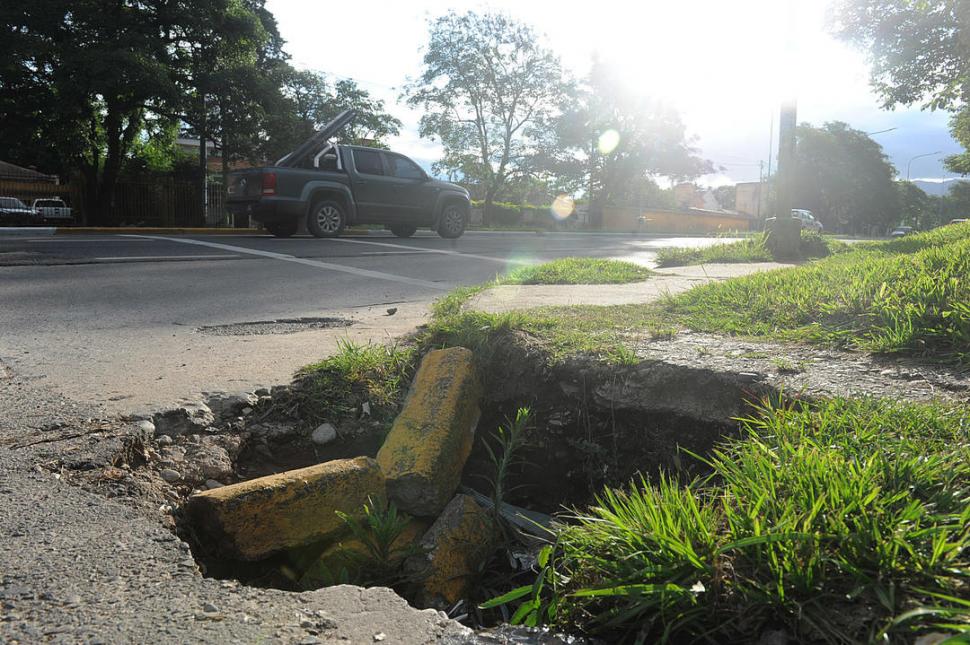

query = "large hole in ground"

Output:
[[171, 342, 752, 628]]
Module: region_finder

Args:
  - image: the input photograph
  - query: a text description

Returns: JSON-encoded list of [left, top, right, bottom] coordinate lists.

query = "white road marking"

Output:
[[126, 235, 450, 290], [92, 254, 239, 262], [329, 237, 533, 265], [28, 238, 158, 243]]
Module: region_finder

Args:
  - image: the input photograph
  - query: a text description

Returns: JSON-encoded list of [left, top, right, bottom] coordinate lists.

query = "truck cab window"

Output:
[[353, 149, 384, 175], [387, 154, 425, 180]]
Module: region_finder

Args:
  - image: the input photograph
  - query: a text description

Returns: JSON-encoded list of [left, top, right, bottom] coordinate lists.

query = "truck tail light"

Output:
[[261, 172, 277, 196]]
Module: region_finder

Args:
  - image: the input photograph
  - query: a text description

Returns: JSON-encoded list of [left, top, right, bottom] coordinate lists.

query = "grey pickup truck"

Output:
[[226, 109, 471, 239]]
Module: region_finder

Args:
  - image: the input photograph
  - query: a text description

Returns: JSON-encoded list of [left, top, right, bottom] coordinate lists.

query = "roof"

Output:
[[0, 161, 58, 183]]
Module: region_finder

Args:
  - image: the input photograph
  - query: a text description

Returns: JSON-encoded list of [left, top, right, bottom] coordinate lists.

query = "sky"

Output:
[[266, 0, 965, 190]]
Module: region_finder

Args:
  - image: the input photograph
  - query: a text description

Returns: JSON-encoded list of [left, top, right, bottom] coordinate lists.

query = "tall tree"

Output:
[[793, 121, 900, 234], [404, 11, 567, 221], [1, 0, 179, 223], [544, 60, 712, 218], [832, 1, 970, 174]]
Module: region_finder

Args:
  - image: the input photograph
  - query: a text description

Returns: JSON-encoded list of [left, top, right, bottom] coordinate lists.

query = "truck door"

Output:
[[349, 148, 387, 222], [382, 152, 438, 225]]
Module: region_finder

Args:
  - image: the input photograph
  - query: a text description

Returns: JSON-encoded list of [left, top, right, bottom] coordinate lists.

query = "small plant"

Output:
[[770, 357, 805, 373], [481, 407, 532, 529], [301, 497, 424, 589]]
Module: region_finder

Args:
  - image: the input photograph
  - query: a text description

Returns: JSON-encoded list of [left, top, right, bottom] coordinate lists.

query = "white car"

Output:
[[792, 209, 823, 233]]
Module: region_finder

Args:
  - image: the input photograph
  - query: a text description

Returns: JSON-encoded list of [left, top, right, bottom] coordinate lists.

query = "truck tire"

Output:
[[265, 220, 298, 238], [307, 200, 345, 238], [390, 224, 417, 238], [437, 203, 467, 239]]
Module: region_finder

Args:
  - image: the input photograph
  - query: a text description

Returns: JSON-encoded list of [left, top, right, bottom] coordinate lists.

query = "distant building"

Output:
[[674, 182, 727, 211], [0, 160, 59, 184], [735, 181, 763, 217]]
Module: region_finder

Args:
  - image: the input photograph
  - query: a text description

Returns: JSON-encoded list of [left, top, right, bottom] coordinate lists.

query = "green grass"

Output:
[[296, 340, 417, 423], [489, 398, 970, 643], [430, 222, 970, 364], [500, 257, 652, 285], [655, 230, 847, 267]]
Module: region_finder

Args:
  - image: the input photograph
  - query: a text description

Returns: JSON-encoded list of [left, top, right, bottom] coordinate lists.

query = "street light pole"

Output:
[[906, 151, 942, 181]]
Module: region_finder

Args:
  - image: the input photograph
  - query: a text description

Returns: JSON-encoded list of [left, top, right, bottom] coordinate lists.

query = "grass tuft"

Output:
[[500, 257, 652, 285], [656, 230, 847, 267], [491, 398, 970, 642], [296, 340, 417, 423]]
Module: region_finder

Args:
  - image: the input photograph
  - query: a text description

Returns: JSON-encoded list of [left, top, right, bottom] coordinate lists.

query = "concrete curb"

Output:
[[0, 227, 56, 236]]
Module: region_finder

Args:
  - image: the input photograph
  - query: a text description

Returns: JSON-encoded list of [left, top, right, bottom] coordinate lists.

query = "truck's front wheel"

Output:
[[437, 203, 468, 239], [307, 200, 345, 238]]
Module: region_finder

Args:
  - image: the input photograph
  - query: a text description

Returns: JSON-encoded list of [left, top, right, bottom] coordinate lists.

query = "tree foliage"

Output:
[[793, 121, 900, 233], [832, 1, 970, 174], [542, 60, 711, 212], [404, 11, 567, 212]]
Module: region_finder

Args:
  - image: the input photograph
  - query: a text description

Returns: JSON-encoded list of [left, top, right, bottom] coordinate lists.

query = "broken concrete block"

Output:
[[184, 456, 385, 561], [404, 494, 492, 609], [376, 347, 482, 517], [153, 402, 214, 437]]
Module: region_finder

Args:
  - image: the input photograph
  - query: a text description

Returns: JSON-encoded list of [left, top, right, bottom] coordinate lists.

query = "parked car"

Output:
[[792, 208, 823, 233], [31, 198, 73, 224], [890, 226, 913, 237], [227, 109, 471, 238], [948, 218, 968, 225], [0, 197, 38, 226]]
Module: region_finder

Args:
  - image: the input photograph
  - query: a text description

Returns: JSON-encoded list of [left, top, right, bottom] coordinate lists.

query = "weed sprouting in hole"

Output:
[[481, 407, 532, 533], [299, 497, 425, 590]]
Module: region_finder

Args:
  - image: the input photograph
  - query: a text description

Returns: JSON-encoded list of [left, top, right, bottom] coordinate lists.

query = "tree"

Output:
[[792, 121, 900, 233], [404, 11, 567, 221], [1, 0, 180, 223], [545, 59, 712, 219], [713, 185, 737, 211], [269, 70, 401, 156], [832, 1, 970, 174], [896, 180, 931, 227]]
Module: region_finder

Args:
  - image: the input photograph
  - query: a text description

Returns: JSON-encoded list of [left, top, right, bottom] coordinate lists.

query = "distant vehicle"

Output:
[[792, 208, 823, 233], [0, 197, 38, 226], [948, 218, 968, 225], [227, 109, 471, 239], [890, 226, 913, 237], [31, 198, 73, 224]]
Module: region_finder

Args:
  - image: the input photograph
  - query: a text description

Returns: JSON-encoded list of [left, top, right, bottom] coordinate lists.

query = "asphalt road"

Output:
[[0, 230, 736, 413]]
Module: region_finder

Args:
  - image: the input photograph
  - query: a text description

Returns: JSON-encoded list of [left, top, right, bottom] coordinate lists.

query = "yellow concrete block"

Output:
[[405, 494, 492, 609], [184, 456, 385, 561], [376, 347, 482, 517]]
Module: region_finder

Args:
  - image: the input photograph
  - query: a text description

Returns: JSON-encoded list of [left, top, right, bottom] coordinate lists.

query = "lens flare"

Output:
[[597, 129, 620, 155], [550, 194, 575, 220]]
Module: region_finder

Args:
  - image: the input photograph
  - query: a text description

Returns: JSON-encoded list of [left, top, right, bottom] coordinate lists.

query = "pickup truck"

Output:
[[226, 109, 471, 238], [32, 198, 73, 224]]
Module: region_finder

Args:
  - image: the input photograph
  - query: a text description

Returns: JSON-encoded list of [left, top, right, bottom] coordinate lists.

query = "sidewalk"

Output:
[[466, 262, 795, 314]]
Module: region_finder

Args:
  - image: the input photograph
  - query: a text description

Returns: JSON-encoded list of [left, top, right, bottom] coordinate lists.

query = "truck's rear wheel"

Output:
[[307, 200, 345, 238], [390, 224, 417, 238], [437, 203, 468, 239], [265, 220, 298, 238]]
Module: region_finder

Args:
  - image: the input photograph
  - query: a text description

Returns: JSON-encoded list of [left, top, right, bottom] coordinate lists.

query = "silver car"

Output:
[[792, 209, 823, 233]]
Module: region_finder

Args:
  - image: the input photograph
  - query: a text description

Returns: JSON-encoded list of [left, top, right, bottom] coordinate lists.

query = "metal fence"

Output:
[[0, 178, 228, 227]]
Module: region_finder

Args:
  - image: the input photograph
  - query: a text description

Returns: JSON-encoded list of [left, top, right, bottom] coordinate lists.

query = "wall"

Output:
[[601, 206, 753, 234]]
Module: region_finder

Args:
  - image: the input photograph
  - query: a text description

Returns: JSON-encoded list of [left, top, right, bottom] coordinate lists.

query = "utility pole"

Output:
[[757, 160, 764, 219], [775, 99, 797, 219]]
